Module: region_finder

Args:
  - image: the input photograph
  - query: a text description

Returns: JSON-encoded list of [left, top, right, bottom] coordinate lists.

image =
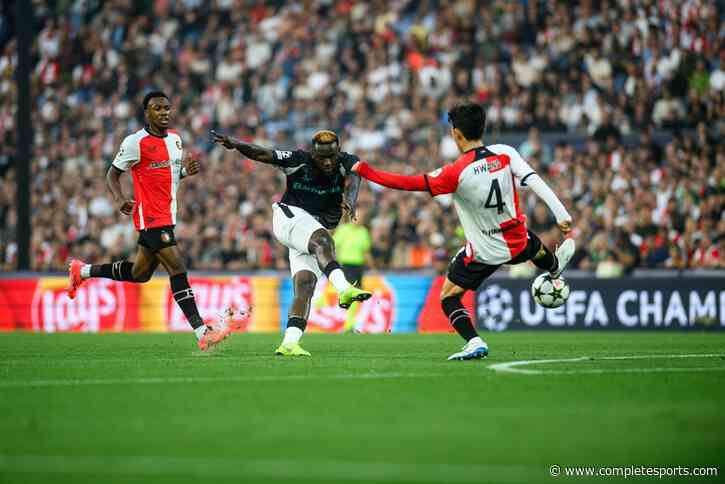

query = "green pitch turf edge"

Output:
[[0, 332, 723, 484]]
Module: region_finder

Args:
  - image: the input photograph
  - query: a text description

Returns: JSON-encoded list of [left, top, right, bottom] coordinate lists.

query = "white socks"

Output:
[[328, 268, 351, 293], [194, 325, 207, 340], [80, 264, 92, 279], [281, 326, 303, 345]]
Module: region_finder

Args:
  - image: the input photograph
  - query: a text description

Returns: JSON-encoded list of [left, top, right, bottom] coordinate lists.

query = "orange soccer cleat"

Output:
[[197, 326, 230, 351], [67, 259, 86, 300], [216, 306, 252, 332]]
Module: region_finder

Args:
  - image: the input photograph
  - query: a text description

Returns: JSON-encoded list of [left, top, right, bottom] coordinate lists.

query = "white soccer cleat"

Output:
[[551, 238, 575, 278], [447, 338, 489, 361]]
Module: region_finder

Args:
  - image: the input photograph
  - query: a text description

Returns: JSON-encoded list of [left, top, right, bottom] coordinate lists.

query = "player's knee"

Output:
[[294, 272, 317, 298], [309, 232, 333, 255], [134, 271, 153, 283], [440, 280, 465, 303], [166, 259, 186, 276]]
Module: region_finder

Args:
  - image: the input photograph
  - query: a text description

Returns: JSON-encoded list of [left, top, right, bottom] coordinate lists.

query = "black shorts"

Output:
[[137, 226, 177, 252], [447, 230, 543, 290]]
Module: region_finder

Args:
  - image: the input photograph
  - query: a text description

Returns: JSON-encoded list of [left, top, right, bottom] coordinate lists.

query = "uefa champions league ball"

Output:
[[531, 273, 570, 309]]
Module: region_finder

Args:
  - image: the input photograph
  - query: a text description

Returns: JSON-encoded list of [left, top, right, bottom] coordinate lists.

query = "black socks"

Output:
[[287, 316, 307, 332], [322, 261, 342, 278], [441, 296, 478, 342], [532, 246, 559, 273], [91, 261, 135, 281], [170, 273, 203, 329]]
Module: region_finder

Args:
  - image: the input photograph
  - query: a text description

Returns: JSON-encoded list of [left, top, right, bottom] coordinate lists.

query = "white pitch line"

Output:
[[0, 372, 453, 388], [0, 454, 540, 483], [488, 354, 725, 375], [523, 367, 725, 375]]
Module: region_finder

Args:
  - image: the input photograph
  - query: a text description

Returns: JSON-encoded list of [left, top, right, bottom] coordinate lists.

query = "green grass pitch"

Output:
[[0, 332, 724, 484]]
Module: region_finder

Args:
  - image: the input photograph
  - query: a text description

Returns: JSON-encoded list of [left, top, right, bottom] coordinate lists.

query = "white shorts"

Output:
[[272, 202, 325, 279]]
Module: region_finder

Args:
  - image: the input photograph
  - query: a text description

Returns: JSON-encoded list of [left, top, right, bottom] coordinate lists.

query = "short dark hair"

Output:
[[311, 130, 339, 155], [143, 90, 169, 110], [447, 102, 485, 140]]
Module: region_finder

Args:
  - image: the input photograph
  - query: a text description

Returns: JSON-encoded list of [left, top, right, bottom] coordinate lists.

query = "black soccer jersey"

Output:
[[271, 149, 358, 229]]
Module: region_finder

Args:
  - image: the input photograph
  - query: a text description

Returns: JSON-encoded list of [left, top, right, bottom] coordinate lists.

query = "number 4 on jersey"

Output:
[[484, 179, 506, 214]]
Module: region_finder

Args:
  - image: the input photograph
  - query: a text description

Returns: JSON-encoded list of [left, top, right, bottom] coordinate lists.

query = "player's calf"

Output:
[[309, 231, 351, 292], [531, 245, 559, 274], [277, 271, 315, 353], [67, 259, 138, 299], [441, 295, 479, 342], [169, 272, 205, 330], [441, 294, 488, 361], [169, 276, 229, 351], [88, 261, 136, 281]]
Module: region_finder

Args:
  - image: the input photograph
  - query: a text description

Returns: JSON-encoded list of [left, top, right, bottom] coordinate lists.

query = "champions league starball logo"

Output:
[[476, 284, 514, 331]]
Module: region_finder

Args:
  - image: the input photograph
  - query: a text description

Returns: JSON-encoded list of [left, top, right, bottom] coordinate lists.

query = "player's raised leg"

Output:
[[67, 245, 160, 299], [155, 245, 227, 351], [275, 270, 315, 357], [440, 278, 489, 361], [308, 228, 371, 309]]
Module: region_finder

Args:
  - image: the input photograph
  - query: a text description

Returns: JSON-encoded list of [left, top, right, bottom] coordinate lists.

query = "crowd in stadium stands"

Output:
[[0, 0, 723, 274]]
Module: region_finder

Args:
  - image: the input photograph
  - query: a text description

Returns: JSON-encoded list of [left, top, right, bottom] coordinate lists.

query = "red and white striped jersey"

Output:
[[112, 128, 184, 231], [426, 144, 536, 265]]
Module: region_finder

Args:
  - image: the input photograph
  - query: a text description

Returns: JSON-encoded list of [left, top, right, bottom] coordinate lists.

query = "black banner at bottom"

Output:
[[475, 277, 725, 330]]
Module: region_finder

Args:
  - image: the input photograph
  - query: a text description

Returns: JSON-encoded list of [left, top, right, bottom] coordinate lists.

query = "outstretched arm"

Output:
[[352, 161, 428, 192], [508, 148, 572, 233], [211, 130, 274, 164], [342, 173, 362, 220], [522, 174, 572, 233]]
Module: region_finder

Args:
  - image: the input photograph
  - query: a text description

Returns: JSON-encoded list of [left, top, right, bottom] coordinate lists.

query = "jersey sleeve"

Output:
[[490, 144, 537, 182], [356, 162, 428, 191], [111, 135, 140, 171], [424, 163, 460, 196], [271, 149, 307, 168], [490, 144, 571, 223], [338, 152, 360, 176]]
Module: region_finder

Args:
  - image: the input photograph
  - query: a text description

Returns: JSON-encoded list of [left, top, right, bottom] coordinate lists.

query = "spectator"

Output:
[[519, 127, 553, 168], [0, 1, 722, 274]]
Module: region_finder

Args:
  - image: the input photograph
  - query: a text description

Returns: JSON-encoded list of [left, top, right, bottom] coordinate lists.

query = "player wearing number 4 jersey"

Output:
[[66, 91, 231, 351], [352, 102, 576, 361]]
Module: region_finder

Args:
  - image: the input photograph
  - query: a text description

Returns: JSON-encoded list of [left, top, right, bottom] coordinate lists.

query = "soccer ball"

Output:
[[531, 273, 570, 309]]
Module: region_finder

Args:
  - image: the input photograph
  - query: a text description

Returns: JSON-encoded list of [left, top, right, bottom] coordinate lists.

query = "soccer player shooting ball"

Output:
[[352, 102, 576, 360], [211, 129, 372, 356], [67, 91, 231, 351]]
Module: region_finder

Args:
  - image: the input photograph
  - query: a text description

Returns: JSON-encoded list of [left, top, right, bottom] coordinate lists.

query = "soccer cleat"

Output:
[[447, 340, 489, 361], [274, 343, 311, 357], [551, 238, 576, 278], [215, 307, 235, 332], [197, 326, 229, 351], [338, 286, 372, 309], [67, 259, 86, 300]]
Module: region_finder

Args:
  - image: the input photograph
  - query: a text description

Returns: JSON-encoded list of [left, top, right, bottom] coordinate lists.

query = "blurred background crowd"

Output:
[[0, 0, 723, 274]]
